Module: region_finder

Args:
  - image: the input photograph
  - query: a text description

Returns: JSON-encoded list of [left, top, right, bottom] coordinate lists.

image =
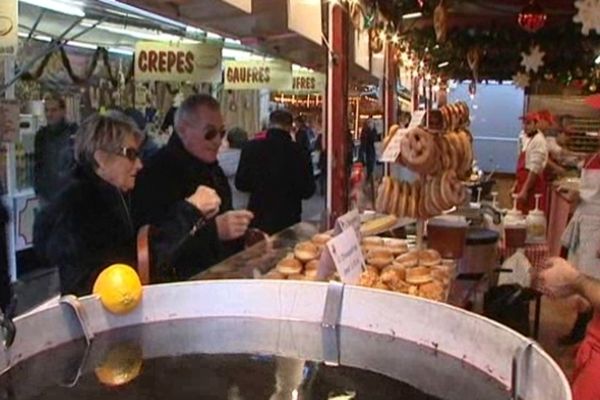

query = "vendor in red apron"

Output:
[[534, 257, 600, 400], [514, 112, 549, 214], [558, 145, 600, 345]]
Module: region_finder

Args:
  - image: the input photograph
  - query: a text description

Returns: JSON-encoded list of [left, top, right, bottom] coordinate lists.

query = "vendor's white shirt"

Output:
[[546, 136, 563, 158], [525, 131, 548, 175]]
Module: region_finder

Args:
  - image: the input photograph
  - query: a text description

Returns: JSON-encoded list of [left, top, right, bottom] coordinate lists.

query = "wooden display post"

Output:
[[326, 2, 349, 224]]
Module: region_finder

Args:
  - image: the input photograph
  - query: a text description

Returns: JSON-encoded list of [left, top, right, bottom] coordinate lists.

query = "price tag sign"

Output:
[[379, 130, 404, 163], [408, 110, 426, 129], [334, 209, 361, 239], [317, 228, 364, 284]]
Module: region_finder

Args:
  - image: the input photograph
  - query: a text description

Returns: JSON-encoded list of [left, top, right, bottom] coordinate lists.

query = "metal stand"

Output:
[[321, 281, 344, 366], [416, 219, 425, 250], [511, 340, 535, 400]]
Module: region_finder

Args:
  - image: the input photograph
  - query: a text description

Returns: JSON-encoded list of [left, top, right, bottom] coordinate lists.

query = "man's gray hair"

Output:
[[75, 111, 142, 169], [174, 94, 220, 133]]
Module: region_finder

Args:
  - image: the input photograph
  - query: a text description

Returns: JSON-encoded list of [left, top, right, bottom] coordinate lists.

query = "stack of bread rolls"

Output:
[[262, 233, 333, 281], [358, 238, 453, 302], [375, 172, 466, 219]]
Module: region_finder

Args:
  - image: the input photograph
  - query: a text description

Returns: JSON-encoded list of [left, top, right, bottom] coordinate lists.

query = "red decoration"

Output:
[[518, 0, 547, 33]]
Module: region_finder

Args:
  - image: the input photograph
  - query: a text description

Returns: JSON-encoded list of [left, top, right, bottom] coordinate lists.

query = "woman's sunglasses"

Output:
[[114, 146, 140, 161]]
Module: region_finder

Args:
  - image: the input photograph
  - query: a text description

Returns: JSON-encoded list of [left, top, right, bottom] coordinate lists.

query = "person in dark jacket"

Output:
[[359, 118, 377, 178], [0, 193, 12, 313], [133, 94, 253, 280], [235, 110, 316, 235], [34, 111, 221, 295], [34, 94, 78, 206], [294, 115, 313, 155]]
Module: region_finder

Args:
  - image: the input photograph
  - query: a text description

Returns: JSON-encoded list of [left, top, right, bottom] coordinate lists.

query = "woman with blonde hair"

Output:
[[34, 111, 221, 296]]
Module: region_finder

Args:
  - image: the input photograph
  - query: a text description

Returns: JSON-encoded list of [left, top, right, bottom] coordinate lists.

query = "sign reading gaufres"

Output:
[[135, 42, 222, 83], [224, 60, 292, 90]]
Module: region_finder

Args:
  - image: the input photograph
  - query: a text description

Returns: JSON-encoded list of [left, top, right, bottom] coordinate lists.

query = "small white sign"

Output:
[[408, 110, 426, 129], [379, 128, 408, 163], [317, 228, 364, 284], [334, 209, 361, 239]]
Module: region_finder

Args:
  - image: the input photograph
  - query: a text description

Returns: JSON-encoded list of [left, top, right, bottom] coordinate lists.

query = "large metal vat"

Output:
[[0, 280, 570, 399]]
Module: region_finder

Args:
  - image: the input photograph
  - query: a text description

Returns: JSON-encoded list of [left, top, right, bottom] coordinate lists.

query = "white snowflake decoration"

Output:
[[520, 45, 545, 73], [574, 0, 600, 35], [513, 72, 531, 89]]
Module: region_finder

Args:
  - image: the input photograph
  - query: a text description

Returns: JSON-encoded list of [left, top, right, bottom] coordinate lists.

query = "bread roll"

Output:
[[312, 233, 332, 246], [362, 236, 383, 246], [305, 269, 318, 280], [305, 259, 319, 271], [263, 270, 286, 280], [406, 266, 433, 284], [418, 249, 442, 267], [294, 242, 319, 263], [395, 251, 419, 268], [276, 258, 303, 275], [419, 281, 445, 301]]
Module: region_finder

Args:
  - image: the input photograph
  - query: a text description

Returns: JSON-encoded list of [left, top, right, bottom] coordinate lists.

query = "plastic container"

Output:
[[525, 194, 547, 244], [504, 194, 527, 248], [427, 216, 469, 259]]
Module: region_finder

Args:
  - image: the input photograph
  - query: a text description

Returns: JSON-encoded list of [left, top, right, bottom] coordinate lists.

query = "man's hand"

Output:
[[186, 185, 221, 219], [533, 257, 581, 298], [216, 210, 254, 241]]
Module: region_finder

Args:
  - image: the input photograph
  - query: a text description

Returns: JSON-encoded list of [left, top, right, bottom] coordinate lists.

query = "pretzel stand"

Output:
[[375, 102, 473, 304]]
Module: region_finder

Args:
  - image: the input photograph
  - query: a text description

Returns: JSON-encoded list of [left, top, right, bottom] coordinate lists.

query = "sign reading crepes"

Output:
[[135, 42, 222, 83], [0, 0, 17, 56], [224, 60, 292, 90], [291, 71, 325, 94]]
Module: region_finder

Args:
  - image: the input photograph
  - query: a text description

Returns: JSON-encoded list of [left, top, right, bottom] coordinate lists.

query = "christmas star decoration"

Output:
[[574, 0, 600, 35], [513, 72, 531, 88], [520, 45, 545, 73]]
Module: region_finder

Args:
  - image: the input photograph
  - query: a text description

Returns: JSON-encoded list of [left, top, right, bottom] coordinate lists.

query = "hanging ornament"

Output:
[[466, 46, 482, 82], [520, 45, 545, 73], [574, 0, 600, 35], [349, 0, 365, 31], [417, 0, 425, 7], [517, 0, 547, 33], [433, 0, 449, 44], [468, 81, 477, 96], [363, 7, 376, 30], [513, 72, 531, 88], [590, 83, 598, 92], [369, 29, 384, 53]]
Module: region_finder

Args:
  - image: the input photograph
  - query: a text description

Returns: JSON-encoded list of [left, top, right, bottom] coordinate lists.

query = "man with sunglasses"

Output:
[[133, 94, 253, 279]]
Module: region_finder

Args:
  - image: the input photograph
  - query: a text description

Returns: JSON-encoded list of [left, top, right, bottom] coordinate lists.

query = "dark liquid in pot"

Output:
[[0, 318, 509, 400]]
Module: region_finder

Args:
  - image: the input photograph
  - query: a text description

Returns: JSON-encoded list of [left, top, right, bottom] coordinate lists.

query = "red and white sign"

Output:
[[135, 42, 222, 83]]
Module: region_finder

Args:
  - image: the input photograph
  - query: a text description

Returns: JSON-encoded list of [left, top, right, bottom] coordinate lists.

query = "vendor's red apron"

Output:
[[514, 147, 548, 214], [572, 313, 600, 400]]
